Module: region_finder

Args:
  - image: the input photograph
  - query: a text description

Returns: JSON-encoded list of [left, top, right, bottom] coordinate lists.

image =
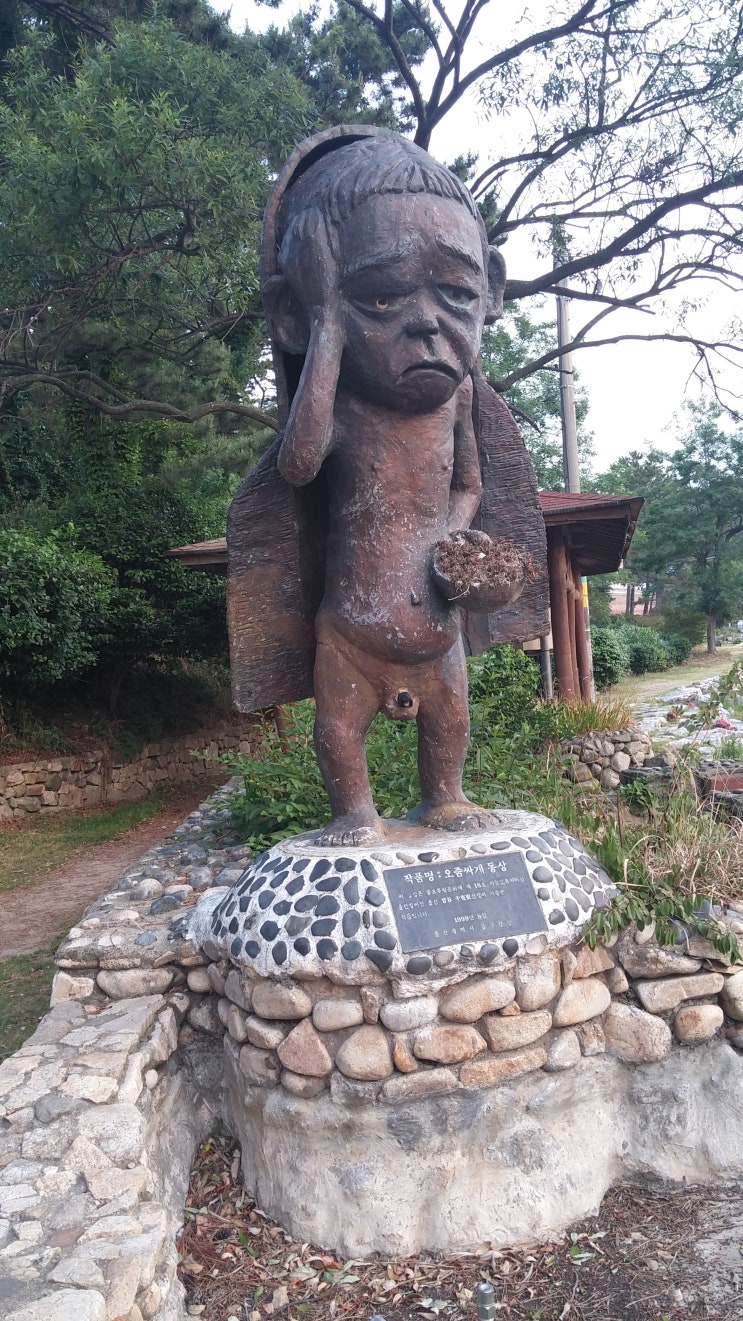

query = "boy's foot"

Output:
[[419, 800, 503, 833], [315, 813, 386, 847]]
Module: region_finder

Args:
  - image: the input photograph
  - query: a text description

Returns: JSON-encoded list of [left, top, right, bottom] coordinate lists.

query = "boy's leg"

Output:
[[313, 631, 384, 845], [417, 639, 499, 831]]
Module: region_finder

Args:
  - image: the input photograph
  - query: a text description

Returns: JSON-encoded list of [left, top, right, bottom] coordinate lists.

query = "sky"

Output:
[[209, 0, 741, 474]]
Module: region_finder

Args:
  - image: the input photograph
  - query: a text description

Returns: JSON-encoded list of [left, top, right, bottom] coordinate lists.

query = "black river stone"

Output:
[[342, 910, 361, 937]]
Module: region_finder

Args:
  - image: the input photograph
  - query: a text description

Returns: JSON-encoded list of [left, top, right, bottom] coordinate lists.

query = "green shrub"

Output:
[[0, 529, 112, 683], [659, 632, 692, 666], [467, 646, 549, 738], [620, 624, 669, 674], [590, 625, 630, 688]]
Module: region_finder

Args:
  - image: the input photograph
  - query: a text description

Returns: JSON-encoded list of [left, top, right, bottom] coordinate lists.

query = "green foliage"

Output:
[[467, 647, 547, 739], [620, 624, 669, 675], [0, 529, 112, 683], [657, 605, 706, 647], [659, 633, 693, 666], [590, 626, 631, 689]]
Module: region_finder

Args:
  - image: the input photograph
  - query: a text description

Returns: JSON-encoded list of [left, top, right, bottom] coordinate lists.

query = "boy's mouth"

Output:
[[401, 360, 460, 380]]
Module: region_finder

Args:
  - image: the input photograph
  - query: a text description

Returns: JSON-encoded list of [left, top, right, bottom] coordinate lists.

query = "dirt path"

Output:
[[0, 786, 218, 961], [612, 644, 740, 713]]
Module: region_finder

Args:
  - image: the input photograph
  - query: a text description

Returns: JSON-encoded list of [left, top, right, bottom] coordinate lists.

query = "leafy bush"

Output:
[[467, 646, 548, 739], [0, 529, 112, 683], [590, 625, 631, 688], [659, 632, 692, 666], [620, 624, 669, 674]]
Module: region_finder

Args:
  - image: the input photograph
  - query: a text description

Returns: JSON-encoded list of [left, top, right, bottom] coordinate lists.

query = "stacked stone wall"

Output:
[[562, 726, 653, 789], [0, 722, 261, 821]]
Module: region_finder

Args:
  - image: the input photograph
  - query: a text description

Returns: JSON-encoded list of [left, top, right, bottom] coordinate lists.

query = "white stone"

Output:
[[96, 969, 173, 999], [720, 969, 743, 1021], [544, 1030, 581, 1071], [50, 971, 96, 1005], [224, 969, 251, 1010], [79, 1213, 143, 1242], [674, 1004, 724, 1043], [617, 931, 701, 978], [78, 1104, 147, 1163], [251, 983, 312, 1020], [186, 967, 211, 993], [603, 1003, 672, 1062], [553, 977, 611, 1026], [481, 1010, 551, 1051], [244, 1016, 287, 1050], [312, 998, 365, 1032], [48, 1255, 107, 1288], [515, 953, 560, 1011], [225, 1004, 249, 1042], [335, 1026, 393, 1080], [379, 997, 438, 1032], [634, 972, 724, 1014], [439, 976, 514, 1022], [6, 1291, 106, 1321], [60, 1073, 119, 1103]]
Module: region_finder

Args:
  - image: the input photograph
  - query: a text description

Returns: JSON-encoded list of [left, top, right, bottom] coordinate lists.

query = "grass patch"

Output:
[[0, 783, 222, 894], [0, 945, 57, 1062]]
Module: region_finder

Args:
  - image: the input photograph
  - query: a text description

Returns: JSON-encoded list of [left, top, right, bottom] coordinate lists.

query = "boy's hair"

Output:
[[277, 135, 482, 265]]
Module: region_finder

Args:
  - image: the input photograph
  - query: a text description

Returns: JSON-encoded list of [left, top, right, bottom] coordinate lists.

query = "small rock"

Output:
[[50, 971, 96, 1005], [186, 967, 212, 993], [379, 996, 438, 1032], [335, 1026, 393, 1081], [439, 975, 514, 1022], [312, 998, 364, 1032], [720, 969, 743, 1021], [225, 1004, 249, 1042], [413, 1024, 486, 1064], [603, 1003, 672, 1062], [460, 1045, 547, 1087], [277, 1019, 333, 1077], [96, 968, 174, 999], [206, 963, 227, 996], [238, 1045, 281, 1087], [281, 1069, 327, 1098], [187, 997, 223, 1036], [674, 1004, 724, 1043], [575, 1020, 605, 1055], [392, 1037, 419, 1073], [224, 969, 251, 1010], [544, 1029, 581, 1071], [481, 1010, 552, 1051], [244, 1016, 287, 1050], [360, 987, 384, 1023], [572, 945, 615, 978], [251, 982, 312, 1020], [381, 1068, 459, 1103], [6, 1290, 107, 1321], [611, 751, 631, 772], [515, 953, 561, 1011], [617, 931, 701, 978], [605, 966, 629, 995], [553, 976, 611, 1026], [634, 972, 724, 1014]]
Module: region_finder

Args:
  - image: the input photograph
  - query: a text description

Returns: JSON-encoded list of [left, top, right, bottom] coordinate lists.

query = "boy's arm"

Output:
[[448, 376, 482, 531]]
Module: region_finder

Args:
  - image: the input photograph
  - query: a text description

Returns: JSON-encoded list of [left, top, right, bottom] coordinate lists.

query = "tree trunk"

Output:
[[706, 615, 717, 654], [625, 584, 635, 615]]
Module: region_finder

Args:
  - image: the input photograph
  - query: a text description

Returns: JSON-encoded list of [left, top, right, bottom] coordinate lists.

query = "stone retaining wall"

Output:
[[0, 722, 261, 821], [562, 726, 654, 789]]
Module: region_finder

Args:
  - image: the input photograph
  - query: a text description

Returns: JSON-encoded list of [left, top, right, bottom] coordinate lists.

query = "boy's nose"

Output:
[[404, 298, 438, 338]]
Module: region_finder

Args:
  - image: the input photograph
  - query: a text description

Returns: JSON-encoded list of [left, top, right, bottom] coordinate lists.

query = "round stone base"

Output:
[[222, 1041, 743, 1256]]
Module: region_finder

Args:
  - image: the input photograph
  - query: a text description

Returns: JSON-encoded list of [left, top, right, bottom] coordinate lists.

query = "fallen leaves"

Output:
[[177, 1130, 743, 1320]]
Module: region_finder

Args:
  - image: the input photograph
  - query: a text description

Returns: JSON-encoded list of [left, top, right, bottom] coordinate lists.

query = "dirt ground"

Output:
[[613, 645, 741, 710], [178, 1131, 743, 1321], [0, 785, 218, 960]]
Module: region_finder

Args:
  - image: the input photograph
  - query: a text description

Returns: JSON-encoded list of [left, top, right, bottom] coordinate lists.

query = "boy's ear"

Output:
[[484, 246, 507, 324], [262, 275, 309, 354]]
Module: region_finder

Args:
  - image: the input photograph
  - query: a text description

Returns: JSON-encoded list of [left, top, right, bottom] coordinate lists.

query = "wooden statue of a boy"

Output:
[[228, 126, 548, 846]]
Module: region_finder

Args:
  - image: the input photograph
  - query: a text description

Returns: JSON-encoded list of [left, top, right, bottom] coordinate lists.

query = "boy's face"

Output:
[[337, 194, 487, 412]]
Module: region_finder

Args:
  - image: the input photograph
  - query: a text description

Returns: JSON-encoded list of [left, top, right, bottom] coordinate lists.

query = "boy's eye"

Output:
[[439, 285, 477, 308], [375, 295, 390, 310]]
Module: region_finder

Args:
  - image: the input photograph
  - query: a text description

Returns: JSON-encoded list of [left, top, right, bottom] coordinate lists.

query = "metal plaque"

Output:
[[383, 853, 548, 952]]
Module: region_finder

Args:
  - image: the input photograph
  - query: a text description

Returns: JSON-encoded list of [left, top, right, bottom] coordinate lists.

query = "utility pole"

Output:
[[555, 258, 595, 699]]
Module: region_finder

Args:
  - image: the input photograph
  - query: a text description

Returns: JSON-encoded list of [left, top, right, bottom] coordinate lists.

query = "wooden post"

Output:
[[573, 564, 593, 700], [547, 531, 576, 700]]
